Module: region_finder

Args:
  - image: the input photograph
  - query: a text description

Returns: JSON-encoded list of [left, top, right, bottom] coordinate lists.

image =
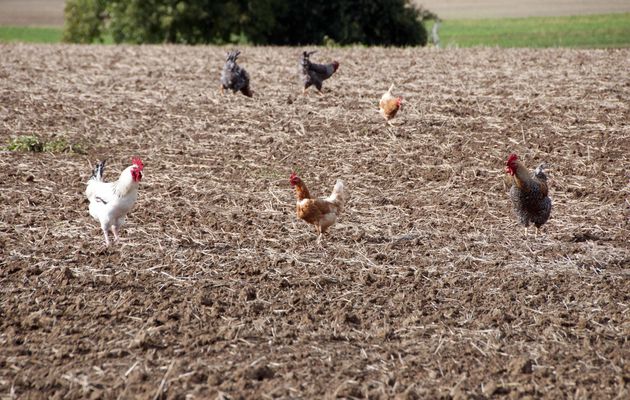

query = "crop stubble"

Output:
[[0, 44, 629, 398]]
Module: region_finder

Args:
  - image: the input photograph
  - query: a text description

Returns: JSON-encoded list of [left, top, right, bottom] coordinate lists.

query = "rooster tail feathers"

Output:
[[300, 51, 313, 68], [226, 50, 241, 62], [534, 163, 548, 180], [301, 51, 317, 66], [241, 86, 253, 97], [328, 179, 347, 210], [90, 160, 106, 182]]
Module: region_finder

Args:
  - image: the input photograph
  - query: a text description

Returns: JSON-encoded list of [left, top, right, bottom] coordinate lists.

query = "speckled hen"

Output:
[[220, 50, 252, 97], [299, 51, 339, 94], [505, 153, 552, 233]]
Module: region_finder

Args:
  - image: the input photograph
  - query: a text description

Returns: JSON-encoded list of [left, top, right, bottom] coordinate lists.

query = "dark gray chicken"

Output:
[[220, 50, 252, 97], [299, 51, 339, 94], [505, 153, 552, 234]]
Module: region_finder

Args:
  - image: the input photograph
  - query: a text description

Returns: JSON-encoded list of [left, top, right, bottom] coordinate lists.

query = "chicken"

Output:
[[299, 51, 339, 94], [289, 173, 347, 239], [379, 83, 403, 122], [220, 50, 253, 97], [504, 153, 552, 234], [85, 157, 144, 246]]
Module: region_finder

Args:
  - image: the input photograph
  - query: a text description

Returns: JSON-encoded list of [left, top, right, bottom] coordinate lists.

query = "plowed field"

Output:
[[1, 45, 629, 399]]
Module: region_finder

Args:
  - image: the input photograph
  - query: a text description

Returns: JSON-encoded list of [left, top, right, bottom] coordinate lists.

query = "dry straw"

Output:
[[0, 44, 628, 398]]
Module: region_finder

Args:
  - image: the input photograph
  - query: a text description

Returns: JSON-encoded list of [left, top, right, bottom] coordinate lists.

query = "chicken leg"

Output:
[[111, 225, 120, 243], [316, 233, 326, 249], [102, 227, 110, 247]]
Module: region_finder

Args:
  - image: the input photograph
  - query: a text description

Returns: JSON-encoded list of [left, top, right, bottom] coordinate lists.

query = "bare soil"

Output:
[[416, 0, 630, 19], [0, 45, 629, 399], [0, 1, 65, 27]]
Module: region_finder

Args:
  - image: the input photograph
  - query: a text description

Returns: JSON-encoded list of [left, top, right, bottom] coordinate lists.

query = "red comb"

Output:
[[132, 157, 144, 170], [505, 154, 518, 175], [289, 172, 300, 185], [507, 154, 518, 164]]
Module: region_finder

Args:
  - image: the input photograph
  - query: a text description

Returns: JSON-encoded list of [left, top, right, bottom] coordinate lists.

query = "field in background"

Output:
[[2, 0, 629, 26], [0, 0, 65, 26], [0, 26, 62, 44], [2, 0, 630, 47], [417, 0, 630, 19], [427, 13, 630, 48], [2, 13, 629, 48], [0, 44, 628, 399]]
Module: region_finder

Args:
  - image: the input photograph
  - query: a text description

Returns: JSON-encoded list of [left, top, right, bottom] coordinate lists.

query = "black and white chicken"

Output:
[[299, 51, 339, 95], [220, 50, 253, 97]]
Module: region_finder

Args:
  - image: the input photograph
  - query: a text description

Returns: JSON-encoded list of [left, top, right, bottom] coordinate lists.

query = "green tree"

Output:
[[257, 0, 427, 46], [106, 0, 241, 44], [237, 0, 285, 45], [63, 0, 107, 43], [64, 0, 429, 46]]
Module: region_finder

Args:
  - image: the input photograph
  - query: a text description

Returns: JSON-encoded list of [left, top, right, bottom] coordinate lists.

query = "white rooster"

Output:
[[85, 157, 144, 246]]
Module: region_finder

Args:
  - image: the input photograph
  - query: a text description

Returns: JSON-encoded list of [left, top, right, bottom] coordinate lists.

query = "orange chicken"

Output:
[[379, 84, 403, 121], [289, 173, 347, 238]]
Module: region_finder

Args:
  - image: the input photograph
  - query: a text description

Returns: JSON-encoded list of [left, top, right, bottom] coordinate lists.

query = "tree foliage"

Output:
[[64, 0, 429, 46], [262, 0, 428, 46], [63, 0, 107, 43]]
